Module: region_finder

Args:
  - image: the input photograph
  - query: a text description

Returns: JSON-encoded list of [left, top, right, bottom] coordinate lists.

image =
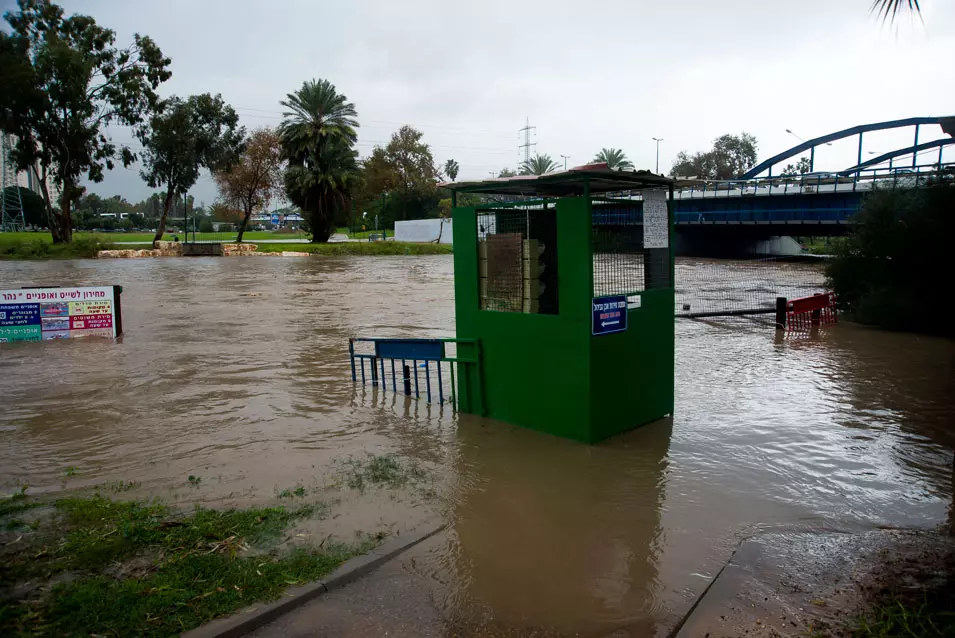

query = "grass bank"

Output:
[[1, 230, 307, 245], [0, 234, 116, 259], [255, 241, 452, 256], [0, 232, 450, 259], [850, 597, 955, 637], [0, 489, 371, 636], [847, 566, 955, 638], [335, 227, 385, 240]]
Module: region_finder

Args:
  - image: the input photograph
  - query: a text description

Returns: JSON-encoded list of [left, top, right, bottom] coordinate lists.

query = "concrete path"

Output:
[[236, 527, 955, 637], [248, 532, 448, 638]]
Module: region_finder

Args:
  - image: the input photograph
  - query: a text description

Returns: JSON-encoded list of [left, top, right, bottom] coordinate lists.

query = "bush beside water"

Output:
[[826, 177, 954, 337]]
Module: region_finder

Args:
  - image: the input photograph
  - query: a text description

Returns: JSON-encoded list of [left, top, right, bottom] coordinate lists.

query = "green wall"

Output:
[[452, 195, 674, 444]]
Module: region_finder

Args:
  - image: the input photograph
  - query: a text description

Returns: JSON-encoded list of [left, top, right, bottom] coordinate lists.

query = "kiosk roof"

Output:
[[442, 162, 673, 197]]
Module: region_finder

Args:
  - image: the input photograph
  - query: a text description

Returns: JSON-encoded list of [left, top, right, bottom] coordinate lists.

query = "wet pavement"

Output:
[[1, 255, 953, 636], [673, 529, 955, 638]]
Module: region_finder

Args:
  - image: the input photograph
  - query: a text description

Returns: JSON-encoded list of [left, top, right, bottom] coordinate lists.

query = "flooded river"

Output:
[[1, 256, 953, 636]]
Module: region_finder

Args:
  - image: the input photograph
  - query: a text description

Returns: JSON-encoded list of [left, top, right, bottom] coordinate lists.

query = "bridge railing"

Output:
[[671, 162, 952, 200], [348, 337, 480, 410]]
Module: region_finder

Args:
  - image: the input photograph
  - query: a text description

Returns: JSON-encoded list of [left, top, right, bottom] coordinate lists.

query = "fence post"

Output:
[[349, 339, 356, 382], [775, 296, 787, 330], [403, 365, 411, 396], [811, 293, 823, 326], [370, 356, 378, 385]]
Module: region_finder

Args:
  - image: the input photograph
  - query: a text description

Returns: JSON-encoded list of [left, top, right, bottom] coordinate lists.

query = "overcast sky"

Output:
[[6, 0, 955, 206]]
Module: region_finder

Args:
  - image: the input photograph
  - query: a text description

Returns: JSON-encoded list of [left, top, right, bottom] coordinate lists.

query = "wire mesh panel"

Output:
[[674, 257, 826, 317], [592, 196, 671, 298], [477, 206, 558, 314]]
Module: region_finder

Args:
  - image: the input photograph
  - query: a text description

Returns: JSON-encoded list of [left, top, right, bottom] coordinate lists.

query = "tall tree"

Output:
[[280, 79, 360, 243], [669, 133, 758, 179], [0, 0, 171, 243], [208, 201, 244, 226], [214, 128, 283, 243], [520, 154, 558, 176], [137, 93, 243, 244], [361, 125, 440, 223], [444, 158, 460, 181], [593, 148, 634, 170]]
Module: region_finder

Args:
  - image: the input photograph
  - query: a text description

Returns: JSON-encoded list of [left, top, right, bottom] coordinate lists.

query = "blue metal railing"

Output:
[[672, 163, 952, 200], [585, 164, 952, 228], [348, 337, 480, 408]]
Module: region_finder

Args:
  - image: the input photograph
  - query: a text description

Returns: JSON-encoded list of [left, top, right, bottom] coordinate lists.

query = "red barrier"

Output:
[[786, 292, 837, 331]]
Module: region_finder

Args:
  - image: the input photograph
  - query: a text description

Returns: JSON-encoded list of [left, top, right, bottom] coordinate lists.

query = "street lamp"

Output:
[[869, 150, 894, 169], [560, 154, 570, 170], [785, 128, 831, 174], [785, 128, 805, 143], [787, 128, 832, 146], [651, 137, 663, 173]]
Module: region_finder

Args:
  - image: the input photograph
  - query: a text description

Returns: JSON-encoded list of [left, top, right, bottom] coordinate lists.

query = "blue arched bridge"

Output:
[[666, 116, 954, 237], [606, 115, 955, 255]]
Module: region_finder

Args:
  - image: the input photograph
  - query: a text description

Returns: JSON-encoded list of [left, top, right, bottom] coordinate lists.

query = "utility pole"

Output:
[[518, 117, 537, 169], [652, 137, 664, 174], [1, 134, 26, 232], [560, 154, 570, 170], [183, 192, 190, 243]]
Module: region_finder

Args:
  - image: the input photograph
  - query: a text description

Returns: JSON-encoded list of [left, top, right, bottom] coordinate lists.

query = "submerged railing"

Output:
[[348, 337, 480, 409]]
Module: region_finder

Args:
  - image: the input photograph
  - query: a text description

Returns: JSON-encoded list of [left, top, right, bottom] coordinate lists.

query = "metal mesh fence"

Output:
[[477, 205, 558, 314], [592, 199, 671, 298], [169, 221, 310, 244], [474, 197, 826, 319], [674, 257, 826, 317]]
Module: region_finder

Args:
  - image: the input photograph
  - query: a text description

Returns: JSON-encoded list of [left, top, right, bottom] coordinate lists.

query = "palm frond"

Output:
[[520, 154, 559, 176], [593, 147, 633, 170], [871, 0, 921, 23]]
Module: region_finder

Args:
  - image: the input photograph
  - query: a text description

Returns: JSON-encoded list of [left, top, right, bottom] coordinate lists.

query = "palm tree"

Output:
[[872, 0, 921, 23], [520, 154, 558, 176], [592, 148, 634, 171], [279, 79, 359, 242], [444, 159, 460, 181], [279, 79, 358, 159]]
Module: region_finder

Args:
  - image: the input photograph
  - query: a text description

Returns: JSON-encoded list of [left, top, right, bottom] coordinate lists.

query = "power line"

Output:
[[232, 107, 517, 140]]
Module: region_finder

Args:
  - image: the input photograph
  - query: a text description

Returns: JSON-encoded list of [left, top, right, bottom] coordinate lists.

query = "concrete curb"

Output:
[[182, 523, 447, 638]]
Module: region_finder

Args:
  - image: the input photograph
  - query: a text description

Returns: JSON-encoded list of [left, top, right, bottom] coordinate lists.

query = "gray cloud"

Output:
[[33, 0, 954, 204]]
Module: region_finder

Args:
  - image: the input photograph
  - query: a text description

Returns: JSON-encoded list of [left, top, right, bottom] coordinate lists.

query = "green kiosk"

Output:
[[446, 164, 675, 443]]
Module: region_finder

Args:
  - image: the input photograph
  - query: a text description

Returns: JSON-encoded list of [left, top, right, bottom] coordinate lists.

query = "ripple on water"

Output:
[[0, 256, 952, 635]]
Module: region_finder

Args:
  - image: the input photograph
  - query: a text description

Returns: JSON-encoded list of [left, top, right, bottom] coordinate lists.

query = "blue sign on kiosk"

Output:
[[592, 295, 628, 336]]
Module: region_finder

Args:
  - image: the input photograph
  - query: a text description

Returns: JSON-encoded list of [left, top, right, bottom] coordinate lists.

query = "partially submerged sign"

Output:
[[592, 295, 628, 336], [0, 286, 123, 342]]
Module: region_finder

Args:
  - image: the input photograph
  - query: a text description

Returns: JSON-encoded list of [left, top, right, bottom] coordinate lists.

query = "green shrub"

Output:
[[826, 177, 954, 336]]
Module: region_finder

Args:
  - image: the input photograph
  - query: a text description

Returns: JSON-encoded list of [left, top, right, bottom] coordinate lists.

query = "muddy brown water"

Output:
[[1, 256, 953, 636]]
